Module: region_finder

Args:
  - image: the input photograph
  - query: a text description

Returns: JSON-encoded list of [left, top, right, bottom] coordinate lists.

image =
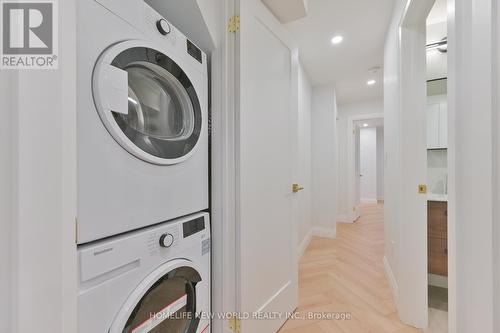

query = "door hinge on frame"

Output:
[[228, 315, 241, 333], [228, 15, 240, 33]]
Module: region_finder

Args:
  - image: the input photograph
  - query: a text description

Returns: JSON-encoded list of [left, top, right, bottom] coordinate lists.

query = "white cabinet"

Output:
[[427, 94, 447, 149]]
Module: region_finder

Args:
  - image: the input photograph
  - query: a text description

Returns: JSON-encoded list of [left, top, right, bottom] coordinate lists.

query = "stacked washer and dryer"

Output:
[[77, 0, 210, 332]]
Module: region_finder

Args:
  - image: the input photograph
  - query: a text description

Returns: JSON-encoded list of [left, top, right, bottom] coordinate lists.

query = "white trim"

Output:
[[312, 227, 336, 239], [298, 230, 313, 258], [428, 274, 448, 289], [446, 1, 457, 332], [347, 113, 384, 221], [336, 214, 353, 223], [360, 198, 378, 204], [210, 1, 237, 333], [383, 256, 399, 306], [61, 1, 78, 331], [494, 1, 500, 331]]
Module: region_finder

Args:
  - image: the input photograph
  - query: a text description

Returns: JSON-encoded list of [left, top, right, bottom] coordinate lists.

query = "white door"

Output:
[[237, 0, 298, 331], [354, 127, 362, 218], [296, 67, 312, 245], [359, 127, 377, 203]]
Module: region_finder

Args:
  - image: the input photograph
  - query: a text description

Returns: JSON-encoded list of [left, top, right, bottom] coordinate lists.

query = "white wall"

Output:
[[359, 128, 378, 203], [311, 86, 338, 237], [336, 100, 384, 217], [383, 0, 406, 315], [377, 127, 385, 200], [0, 1, 78, 332], [495, 2, 500, 330], [449, 0, 496, 331], [427, 21, 448, 80], [297, 64, 312, 246], [0, 66, 14, 333]]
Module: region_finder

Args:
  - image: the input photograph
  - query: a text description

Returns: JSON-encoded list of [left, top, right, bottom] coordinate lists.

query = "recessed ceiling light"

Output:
[[331, 35, 343, 45], [363, 124, 369, 127], [367, 79, 376, 86]]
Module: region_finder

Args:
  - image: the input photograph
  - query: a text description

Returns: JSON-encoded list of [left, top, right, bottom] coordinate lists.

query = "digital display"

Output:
[[183, 217, 205, 238], [187, 40, 202, 64]]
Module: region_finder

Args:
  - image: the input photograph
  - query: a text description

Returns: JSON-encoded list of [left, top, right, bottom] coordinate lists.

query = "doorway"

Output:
[[347, 114, 384, 222], [396, 0, 455, 330], [356, 119, 384, 205], [426, 0, 449, 332]]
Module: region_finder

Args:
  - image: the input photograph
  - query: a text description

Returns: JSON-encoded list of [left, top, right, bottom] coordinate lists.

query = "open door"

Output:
[[236, 0, 299, 331]]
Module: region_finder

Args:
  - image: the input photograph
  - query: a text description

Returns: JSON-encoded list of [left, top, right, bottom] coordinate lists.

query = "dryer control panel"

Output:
[[183, 216, 205, 238]]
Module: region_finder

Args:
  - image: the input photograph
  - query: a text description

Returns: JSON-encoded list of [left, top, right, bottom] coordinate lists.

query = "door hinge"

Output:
[[228, 15, 240, 33], [228, 315, 241, 333]]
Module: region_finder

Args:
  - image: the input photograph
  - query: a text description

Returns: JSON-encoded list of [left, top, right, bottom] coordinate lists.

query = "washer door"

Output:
[[110, 260, 203, 333], [93, 41, 203, 165]]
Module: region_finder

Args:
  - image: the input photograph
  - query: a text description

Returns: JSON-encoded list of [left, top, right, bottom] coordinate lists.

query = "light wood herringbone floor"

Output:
[[279, 203, 423, 333]]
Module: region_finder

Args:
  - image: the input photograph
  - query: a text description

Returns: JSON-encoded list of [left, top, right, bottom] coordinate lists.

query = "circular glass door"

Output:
[[93, 43, 203, 165], [122, 266, 201, 333]]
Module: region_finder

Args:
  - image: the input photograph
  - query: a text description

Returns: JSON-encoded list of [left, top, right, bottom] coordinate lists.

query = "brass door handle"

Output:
[[292, 184, 304, 193]]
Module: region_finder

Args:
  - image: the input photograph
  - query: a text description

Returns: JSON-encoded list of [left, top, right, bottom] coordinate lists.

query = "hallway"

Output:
[[280, 204, 421, 333]]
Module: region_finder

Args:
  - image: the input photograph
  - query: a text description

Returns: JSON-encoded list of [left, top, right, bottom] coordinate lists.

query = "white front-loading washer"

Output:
[[77, 0, 208, 244], [78, 212, 211, 333]]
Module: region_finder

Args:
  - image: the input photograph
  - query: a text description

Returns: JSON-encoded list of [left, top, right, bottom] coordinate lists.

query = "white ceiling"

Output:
[[355, 118, 384, 128], [427, 0, 447, 25], [285, 0, 397, 104]]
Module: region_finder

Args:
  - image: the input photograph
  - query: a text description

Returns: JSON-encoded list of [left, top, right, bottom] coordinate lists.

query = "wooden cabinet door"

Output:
[[427, 201, 448, 276]]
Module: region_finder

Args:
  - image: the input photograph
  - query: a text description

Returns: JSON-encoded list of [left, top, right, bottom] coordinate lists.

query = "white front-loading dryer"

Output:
[[77, 0, 208, 243], [78, 212, 211, 333]]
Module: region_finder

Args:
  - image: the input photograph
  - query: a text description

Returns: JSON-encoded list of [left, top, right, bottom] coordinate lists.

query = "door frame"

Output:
[[397, 0, 434, 328], [398, 0, 456, 330], [347, 113, 384, 223], [210, 0, 238, 332]]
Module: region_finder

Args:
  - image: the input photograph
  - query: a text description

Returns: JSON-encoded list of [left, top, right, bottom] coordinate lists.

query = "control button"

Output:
[[156, 19, 171, 35], [159, 233, 174, 248]]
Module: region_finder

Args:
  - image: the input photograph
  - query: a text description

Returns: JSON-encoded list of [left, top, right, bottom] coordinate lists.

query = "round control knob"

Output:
[[159, 233, 174, 248], [156, 19, 171, 35]]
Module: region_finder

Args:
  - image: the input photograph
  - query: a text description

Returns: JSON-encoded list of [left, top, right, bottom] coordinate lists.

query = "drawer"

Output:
[[428, 201, 447, 239], [428, 237, 448, 276]]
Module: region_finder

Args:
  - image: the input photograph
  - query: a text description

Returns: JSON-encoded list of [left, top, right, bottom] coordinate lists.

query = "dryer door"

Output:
[[109, 260, 205, 333], [93, 40, 203, 165]]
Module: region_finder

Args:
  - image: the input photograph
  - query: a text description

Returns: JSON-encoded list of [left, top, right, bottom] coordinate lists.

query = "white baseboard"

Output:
[[298, 230, 313, 258], [361, 198, 378, 204], [337, 214, 353, 223], [312, 226, 336, 239], [428, 274, 448, 288], [383, 256, 399, 306]]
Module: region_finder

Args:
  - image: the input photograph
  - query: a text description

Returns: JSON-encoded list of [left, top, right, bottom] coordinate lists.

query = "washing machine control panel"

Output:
[[159, 233, 174, 247], [156, 19, 171, 35]]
